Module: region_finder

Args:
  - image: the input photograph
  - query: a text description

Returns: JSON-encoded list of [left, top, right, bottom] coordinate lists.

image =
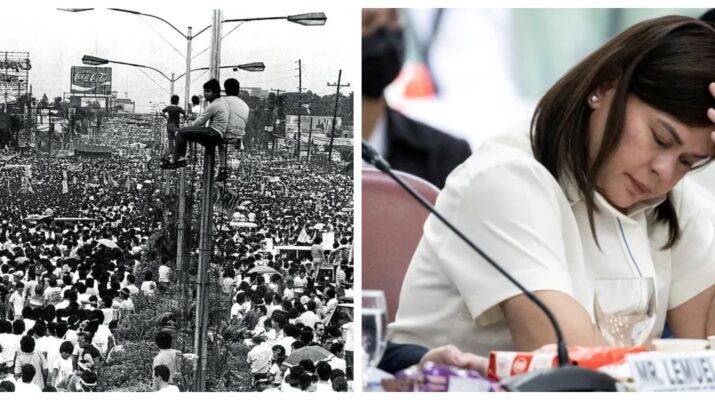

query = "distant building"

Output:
[[114, 98, 135, 114], [241, 87, 269, 98]]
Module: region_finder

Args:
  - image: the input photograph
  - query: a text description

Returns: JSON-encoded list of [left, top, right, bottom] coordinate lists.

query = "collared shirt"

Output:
[[387, 122, 715, 356], [219, 96, 250, 140], [296, 311, 320, 329], [246, 342, 272, 374], [153, 349, 180, 384]]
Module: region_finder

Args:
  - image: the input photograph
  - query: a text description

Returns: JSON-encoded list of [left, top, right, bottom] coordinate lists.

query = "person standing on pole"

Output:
[[215, 78, 250, 182], [161, 95, 186, 156], [161, 79, 228, 169]]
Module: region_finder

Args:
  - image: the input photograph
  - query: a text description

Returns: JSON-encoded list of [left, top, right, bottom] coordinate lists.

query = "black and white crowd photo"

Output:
[[0, 4, 354, 393]]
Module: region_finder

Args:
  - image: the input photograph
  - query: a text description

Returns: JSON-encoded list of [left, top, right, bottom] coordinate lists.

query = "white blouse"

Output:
[[387, 123, 715, 356]]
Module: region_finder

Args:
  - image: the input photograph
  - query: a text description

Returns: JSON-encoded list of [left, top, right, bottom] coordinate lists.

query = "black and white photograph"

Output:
[[0, 4, 354, 393]]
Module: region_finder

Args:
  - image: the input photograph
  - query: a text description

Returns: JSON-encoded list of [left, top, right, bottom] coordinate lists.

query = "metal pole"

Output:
[[15, 79, 21, 149], [194, 9, 222, 392], [26, 84, 32, 149], [4, 52, 7, 113], [307, 116, 313, 163], [165, 73, 176, 225], [327, 69, 342, 166], [170, 72, 175, 96], [296, 59, 301, 160], [177, 26, 192, 279], [185, 27, 193, 116], [48, 112, 52, 154]]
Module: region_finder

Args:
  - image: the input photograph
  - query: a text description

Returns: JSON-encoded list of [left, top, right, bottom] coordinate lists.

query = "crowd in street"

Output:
[[0, 113, 354, 392], [209, 153, 355, 392]]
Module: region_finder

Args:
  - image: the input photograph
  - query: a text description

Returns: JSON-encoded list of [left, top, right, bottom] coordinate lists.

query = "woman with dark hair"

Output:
[[385, 16, 715, 370]]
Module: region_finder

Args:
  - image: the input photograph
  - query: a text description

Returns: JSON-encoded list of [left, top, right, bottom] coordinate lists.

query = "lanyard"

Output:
[[617, 218, 643, 278]]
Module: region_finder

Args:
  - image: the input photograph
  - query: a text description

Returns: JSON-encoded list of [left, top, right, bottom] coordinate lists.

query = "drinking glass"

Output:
[[594, 277, 656, 347], [362, 290, 388, 368]]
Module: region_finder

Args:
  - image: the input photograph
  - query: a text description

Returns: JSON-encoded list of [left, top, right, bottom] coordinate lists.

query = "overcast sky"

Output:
[[1, 3, 355, 113]]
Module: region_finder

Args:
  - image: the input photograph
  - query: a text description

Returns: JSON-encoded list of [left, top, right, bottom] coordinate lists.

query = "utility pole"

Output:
[[258, 97, 267, 156], [3, 52, 7, 113], [194, 8, 222, 393], [295, 59, 302, 160], [26, 84, 32, 151], [170, 72, 175, 97], [307, 116, 313, 163], [176, 25, 193, 281], [48, 110, 53, 154], [164, 71, 176, 227], [269, 88, 282, 159], [327, 70, 349, 166]]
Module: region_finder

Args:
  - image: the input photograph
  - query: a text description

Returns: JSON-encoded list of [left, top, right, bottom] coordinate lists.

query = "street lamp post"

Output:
[[193, 9, 222, 392], [192, 9, 326, 392]]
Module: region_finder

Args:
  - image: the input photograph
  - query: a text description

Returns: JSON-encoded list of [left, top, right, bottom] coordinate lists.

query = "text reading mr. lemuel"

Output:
[[630, 352, 715, 391]]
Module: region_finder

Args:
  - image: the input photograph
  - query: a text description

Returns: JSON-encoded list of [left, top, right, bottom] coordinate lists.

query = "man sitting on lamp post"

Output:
[[161, 78, 228, 170], [215, 77, 250, 182]]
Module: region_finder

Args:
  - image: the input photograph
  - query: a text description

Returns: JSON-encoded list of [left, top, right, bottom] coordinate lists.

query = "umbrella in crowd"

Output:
[[247, 265, 280, 275], [95, 239, 119, 249], [283, 345, 334, 367]]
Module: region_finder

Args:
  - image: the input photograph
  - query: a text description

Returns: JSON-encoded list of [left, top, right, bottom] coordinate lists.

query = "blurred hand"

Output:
[[419, 345, 488, 376]]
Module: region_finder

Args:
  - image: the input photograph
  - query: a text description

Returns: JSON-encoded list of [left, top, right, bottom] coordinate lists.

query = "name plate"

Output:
[[627, 351, 715, 392]]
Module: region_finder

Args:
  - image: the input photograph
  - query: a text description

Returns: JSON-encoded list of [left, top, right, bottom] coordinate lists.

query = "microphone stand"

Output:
[[363, 141, 617, 392]]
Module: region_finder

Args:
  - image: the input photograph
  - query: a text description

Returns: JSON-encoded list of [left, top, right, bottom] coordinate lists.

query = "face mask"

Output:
[[362, 27, 405, 99]]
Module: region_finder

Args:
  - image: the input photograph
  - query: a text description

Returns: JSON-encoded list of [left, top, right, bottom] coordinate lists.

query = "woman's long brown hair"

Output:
[[531, 16, 715, 249]]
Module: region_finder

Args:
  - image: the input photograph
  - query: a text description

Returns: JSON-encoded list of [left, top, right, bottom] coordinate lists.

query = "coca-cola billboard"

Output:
[[71, 66, 112, 95]]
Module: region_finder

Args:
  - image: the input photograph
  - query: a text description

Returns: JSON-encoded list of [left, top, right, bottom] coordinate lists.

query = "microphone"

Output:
[[362, 140, 617, 392]]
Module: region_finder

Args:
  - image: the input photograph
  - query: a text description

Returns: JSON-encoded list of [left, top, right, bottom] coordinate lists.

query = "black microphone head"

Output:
[[361, 140, 390, 171], [361, 140, 378, 163]]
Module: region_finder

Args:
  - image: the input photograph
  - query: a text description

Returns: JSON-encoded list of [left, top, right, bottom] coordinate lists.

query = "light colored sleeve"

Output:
[[192, 103, 214, 127], [668, 178, 715, 309], [432, 158, 575, 322]]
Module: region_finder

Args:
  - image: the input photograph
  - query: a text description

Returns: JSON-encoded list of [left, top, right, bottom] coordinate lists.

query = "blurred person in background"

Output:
[[362, 8, 471, 189]]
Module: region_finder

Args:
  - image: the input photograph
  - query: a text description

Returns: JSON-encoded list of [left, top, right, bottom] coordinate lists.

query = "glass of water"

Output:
[[594, 277, 656, 347], [362, 290, 388, 368]]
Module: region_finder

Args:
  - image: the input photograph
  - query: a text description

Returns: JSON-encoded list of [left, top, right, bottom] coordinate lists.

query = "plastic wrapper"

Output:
[[488, 346, 646, 381], [383, 362, 501, 392]]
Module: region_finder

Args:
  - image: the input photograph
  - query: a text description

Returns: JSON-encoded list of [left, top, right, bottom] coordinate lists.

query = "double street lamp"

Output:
[[81, 54, 265, 96], [61, 8, 325, 112]]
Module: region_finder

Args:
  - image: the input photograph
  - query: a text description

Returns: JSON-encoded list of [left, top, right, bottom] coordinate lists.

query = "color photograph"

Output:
[[362, 7, 715, 393]]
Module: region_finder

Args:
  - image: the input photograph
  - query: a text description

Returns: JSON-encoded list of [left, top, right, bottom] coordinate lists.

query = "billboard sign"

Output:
[[0, 57, 31, 71], [81, 97, 106, 108], [71, 66, 112, 95], [0, 51, 30, 103], [286, 115, 342, 137]]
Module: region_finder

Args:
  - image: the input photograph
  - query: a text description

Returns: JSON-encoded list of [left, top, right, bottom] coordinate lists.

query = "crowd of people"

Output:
[[0, 103, 354, 392], [211, 153, 355, 392]]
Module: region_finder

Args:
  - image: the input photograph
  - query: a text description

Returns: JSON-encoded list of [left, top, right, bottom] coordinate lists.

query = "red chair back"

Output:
[[362, 168, 440, 322]]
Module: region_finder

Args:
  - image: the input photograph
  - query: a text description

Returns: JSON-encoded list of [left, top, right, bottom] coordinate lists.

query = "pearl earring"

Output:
[[591, 95, 599, 103]]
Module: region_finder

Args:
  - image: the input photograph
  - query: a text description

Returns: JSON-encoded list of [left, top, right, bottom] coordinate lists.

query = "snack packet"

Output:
[[384, 362, 501, 392], [487, 346, 646, 381]]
